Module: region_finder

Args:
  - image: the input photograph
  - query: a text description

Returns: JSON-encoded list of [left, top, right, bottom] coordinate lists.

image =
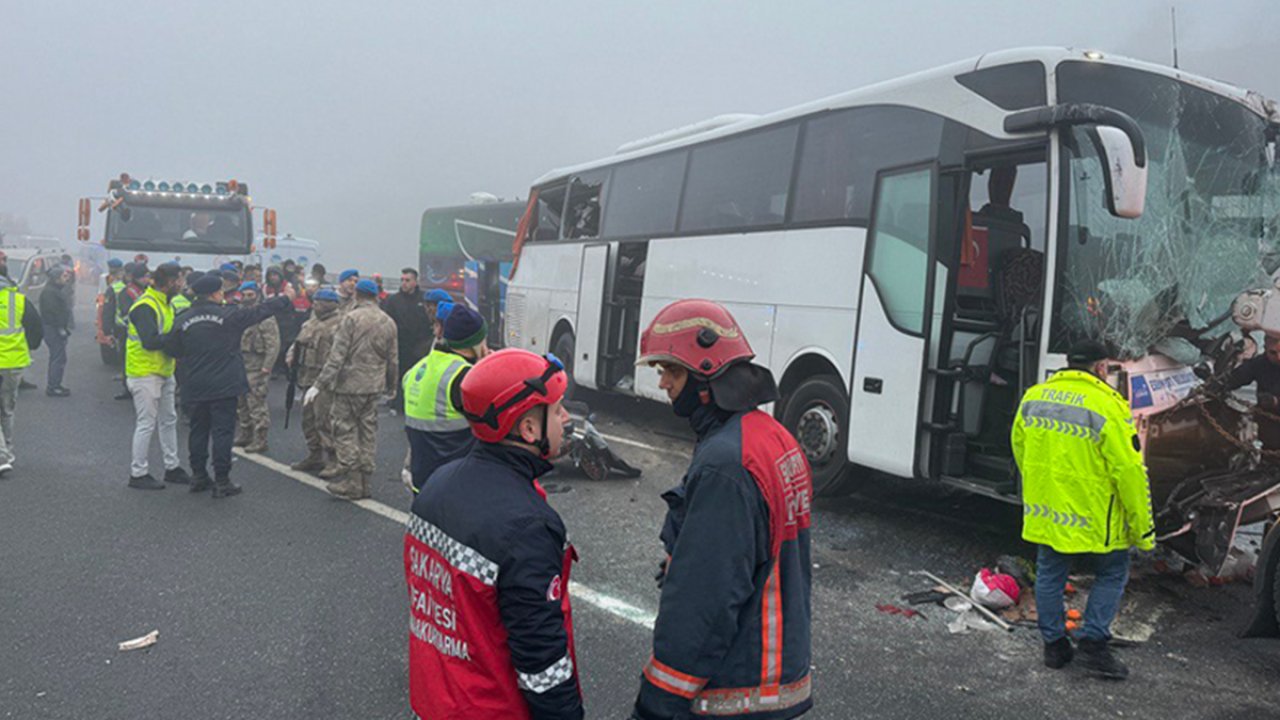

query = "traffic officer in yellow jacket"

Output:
[[0, 251, 44, 476], [403, 304, 489, 495], [1011, 339, 1154, 680], [126, 263, 191, 490]]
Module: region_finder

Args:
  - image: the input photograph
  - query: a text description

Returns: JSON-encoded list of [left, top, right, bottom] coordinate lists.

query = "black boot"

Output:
[[128, 474, 165, 490], [211, 476, 242, 499], [189, 473, 214, 493], [1077, 638, 1129, 679], [1043, 637, 1074, 669], [164, 467, 192, 485]]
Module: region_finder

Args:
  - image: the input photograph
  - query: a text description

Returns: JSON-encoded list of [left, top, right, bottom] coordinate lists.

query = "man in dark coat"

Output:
[[39, 264, 74, 397], [381, 268, 434, 410], [164, 274, 293, 497]]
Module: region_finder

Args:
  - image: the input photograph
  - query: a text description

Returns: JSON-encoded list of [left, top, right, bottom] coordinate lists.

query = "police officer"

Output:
[[306, 278, 397, 500], [125, 263, 190, 490], [165, 275, 293, 497], [336, 269, 359, 313], [234, 281, 280, 454], [0, 251, 43, 476], [101, 258, 125, 363], [403, 305, 489, 495], [406, 348, 582, 719], [1011, 339, 1154, 680], [632, 300, 814, 720], [287, 287, 342, 473]]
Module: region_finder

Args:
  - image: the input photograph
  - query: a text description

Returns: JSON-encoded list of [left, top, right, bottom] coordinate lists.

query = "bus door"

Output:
[[848, 165, 940, 479], [574, 243, 611, 390]]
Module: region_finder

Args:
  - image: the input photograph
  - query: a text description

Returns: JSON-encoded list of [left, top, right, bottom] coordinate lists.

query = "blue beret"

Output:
[[355, 278, 378, 296], [424, 288, 453, 304], [436, 301, 455, 322], [191, 275, 223, 295], [219, 263, 238, 273], [239, 281, 260, 293], [107, 258, 124, 269], [339, 269, 359, 283], [313, 288, 339, 302]]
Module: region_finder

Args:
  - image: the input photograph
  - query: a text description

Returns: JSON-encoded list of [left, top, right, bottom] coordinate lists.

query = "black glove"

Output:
[[654, 558, 668, 588]]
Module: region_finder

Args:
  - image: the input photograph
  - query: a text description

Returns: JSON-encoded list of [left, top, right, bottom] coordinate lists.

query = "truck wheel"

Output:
[[781, 374, 863, 497], [100, 343, 119, 367], [552, 332, 576, 400]]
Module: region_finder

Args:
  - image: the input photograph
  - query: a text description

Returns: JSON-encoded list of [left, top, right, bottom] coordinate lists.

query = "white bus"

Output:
[[504, 47, 1279, 518]]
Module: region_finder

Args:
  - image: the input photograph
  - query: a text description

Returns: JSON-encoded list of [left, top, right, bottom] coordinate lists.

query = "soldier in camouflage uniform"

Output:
[[234, 282, 279, 454], [308, 278, 397, 500], [288, 288, 342, 473]]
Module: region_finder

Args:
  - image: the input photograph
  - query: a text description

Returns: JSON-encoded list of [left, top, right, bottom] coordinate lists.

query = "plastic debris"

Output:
[[943, 596, 973, 613], [971, 568, 1020, 609], [117, 630, 159, 651]]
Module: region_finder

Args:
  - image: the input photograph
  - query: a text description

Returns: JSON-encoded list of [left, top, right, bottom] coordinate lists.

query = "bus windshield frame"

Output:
[[104, 199, 253, 255], [1050, 61, 1279, 358]]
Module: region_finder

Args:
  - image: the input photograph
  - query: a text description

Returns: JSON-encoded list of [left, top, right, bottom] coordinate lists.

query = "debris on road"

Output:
[[971, 568, 1020, 609], [915, 570, 1014, 632], [875, 603, 925, 620], [902, 589, 950, 606], [117, 630, 159, 652]]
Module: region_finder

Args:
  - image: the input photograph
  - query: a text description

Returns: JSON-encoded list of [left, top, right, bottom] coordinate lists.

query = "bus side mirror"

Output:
[[1091, 126, 1147, 219]]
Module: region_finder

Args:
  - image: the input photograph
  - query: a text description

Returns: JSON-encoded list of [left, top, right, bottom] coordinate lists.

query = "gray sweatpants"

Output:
[[0, 369, 22, 465], [128, 374, 179, 478]]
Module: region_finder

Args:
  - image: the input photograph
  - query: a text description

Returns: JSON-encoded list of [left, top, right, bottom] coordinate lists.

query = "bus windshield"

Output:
[[106, 203, 252, 255], [1051, 62, 1280, 358]]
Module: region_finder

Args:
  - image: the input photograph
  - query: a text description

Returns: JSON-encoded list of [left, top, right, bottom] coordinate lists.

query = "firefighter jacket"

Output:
[[314, 298, 398, 395], [239, 307, 280, 374], [405, 443, 583, 720], [635, 404, 814, 720], [292, 304, 341, 388], [1012, 369, 1156, 554]]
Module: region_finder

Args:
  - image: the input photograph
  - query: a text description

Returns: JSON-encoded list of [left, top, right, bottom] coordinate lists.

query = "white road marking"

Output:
[[597, 432, 688, 458], [233, 448, 658, 629]]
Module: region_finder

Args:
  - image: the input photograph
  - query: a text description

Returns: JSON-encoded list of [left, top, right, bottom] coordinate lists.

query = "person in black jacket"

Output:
[[382, 268, 434, 410], [164, 274, 293, 497], [39, 264, 74, 397]]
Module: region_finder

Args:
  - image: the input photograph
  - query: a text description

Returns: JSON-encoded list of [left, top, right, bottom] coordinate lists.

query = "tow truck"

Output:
[[77, 173, 278, 365]]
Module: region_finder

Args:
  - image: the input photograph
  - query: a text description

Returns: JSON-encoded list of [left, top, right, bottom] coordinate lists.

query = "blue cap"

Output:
[[355, 278, 378, 296], [108, 258, 124, 269], [239, 281, 259, 293], [424, 288, 453, 304], [313, 288, 339, 302], [220, 262, 238, 273], [436, 301, 455, 322], [339, 269, 359, 283]]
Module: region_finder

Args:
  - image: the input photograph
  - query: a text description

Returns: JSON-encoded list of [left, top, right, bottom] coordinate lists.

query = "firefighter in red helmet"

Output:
[[403, 348, 584, 720], [632, 299, 814, 720]]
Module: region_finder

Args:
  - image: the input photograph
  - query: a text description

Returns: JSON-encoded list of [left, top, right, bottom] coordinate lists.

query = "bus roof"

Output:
[[534, 46, 1278, 186]]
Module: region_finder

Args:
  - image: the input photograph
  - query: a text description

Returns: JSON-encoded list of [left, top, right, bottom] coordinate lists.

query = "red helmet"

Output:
[[636, 299, 754, 378], [461, 348, 567, 444]]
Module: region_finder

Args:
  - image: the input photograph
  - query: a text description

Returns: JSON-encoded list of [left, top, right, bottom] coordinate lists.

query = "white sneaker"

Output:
[[0, 463, 14, 476]]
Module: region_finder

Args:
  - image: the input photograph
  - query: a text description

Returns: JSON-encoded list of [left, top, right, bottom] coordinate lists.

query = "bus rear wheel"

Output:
[[781, 374, 862, 497]]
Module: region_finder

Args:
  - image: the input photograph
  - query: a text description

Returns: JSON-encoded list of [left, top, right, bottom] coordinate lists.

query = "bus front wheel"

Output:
[[781, 374, 862, 497], [552, 332, 577, 400]]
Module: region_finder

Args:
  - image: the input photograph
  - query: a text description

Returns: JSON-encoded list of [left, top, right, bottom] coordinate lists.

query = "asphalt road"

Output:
[[3, 307, 1280, 719]]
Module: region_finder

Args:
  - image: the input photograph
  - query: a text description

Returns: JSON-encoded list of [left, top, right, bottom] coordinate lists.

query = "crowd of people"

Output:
[[0, 245, 1162, 718]]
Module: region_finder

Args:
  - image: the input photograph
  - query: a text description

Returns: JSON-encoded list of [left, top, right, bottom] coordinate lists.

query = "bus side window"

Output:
[[533, 183, 568, 241], [565, 171, 608, 240]]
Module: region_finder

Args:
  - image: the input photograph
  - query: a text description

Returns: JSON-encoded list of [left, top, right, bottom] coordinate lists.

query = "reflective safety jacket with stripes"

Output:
[[634, 405, 813, 720], [405, 443, 583, 720], [1011, 369, 1155, 554]]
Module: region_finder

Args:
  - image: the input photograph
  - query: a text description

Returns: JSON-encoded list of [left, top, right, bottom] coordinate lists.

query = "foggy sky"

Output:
[[2, 0, 1276, 272]]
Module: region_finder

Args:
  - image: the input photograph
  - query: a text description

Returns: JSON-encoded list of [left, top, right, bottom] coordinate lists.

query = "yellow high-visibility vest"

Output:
[[126, 287, 175, 378], [403, 349, 470, 433], [0, 287, 30, 370]]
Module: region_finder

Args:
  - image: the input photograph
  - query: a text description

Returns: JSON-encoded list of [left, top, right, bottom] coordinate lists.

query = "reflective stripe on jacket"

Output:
[[0, 288, 30, 370], [1011, 369, 1155, 553], [403, 349, 470, 432], [126, 287, 175, 378]]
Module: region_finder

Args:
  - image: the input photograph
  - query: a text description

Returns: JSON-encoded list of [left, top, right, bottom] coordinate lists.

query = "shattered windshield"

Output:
[[1051, 61, 1280, 359]]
